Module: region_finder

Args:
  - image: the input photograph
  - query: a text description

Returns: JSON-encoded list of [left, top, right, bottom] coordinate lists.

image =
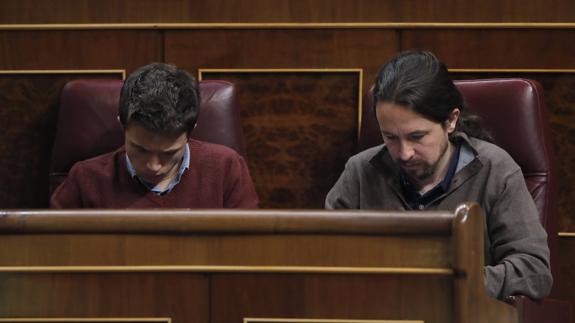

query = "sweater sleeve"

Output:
[[222, 154, 259, 208], [49, 163, 84, 208], [483, 168, 553, 300]]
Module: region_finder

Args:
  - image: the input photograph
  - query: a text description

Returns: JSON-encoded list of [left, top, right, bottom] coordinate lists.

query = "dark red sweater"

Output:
[[50, 140, 259, 208]]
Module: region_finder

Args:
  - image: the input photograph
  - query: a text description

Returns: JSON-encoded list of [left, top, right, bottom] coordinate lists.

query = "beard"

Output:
[[399, 139, 450, 184]]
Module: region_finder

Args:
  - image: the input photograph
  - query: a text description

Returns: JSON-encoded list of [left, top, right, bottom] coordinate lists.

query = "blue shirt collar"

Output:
[[125, 143, 190, 195]]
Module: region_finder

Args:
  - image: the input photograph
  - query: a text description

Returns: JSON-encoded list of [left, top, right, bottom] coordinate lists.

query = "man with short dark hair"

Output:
[[51, 62, 259, 208], [325, 51, 552, 300]]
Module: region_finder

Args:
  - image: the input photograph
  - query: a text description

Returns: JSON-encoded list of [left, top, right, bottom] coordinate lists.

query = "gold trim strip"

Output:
[[245, 318, 422, 323], [198, 68, 364, 78], [0, 265, 453, 275], [357, 69, 364, 141], [2, 22, 575, 30], [559, 232, 575, 237], [450, 68, 575, 73], [0, 69, 126, 79], [0, 320, 169, 323]]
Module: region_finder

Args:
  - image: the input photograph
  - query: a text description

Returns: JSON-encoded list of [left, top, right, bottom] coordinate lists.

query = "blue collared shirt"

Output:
[[125, 143, 190, 195]]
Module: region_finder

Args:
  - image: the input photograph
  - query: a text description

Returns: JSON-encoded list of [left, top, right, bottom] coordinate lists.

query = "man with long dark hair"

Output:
[[325, 51, 552, 300]]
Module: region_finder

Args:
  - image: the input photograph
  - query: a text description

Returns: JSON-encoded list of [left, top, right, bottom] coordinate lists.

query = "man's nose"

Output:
[[146, 154, 162, 172], [399, 141, 415, 161]]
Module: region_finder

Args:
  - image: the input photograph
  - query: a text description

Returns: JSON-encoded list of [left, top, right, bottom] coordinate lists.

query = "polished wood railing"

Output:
[[0, 203, 517, 323]]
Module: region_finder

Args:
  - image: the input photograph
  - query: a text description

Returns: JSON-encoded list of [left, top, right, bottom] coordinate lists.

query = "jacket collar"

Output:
[[368, 132, 483, 209]]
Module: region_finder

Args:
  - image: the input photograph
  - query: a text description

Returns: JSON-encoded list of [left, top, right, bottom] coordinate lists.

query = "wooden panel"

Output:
[[541, 75, 575, 233], [210, 274, 452, 323], [1, 0, 575, 23], [0, 210, 454, 269], [0, 233, 450, 268], [0, 207, 518, 323], [200, 70, 360, 208], [165, 29, 398, 88], [557, 236, 575, 323], [0, 272, 209, 323], [0, 31, 161, 72], [401, 30, 575, 69], [0, 72, 123, 208]]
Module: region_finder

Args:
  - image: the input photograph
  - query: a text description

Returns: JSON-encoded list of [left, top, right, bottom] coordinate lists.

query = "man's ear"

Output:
[[446, 108, 460, 133], [186, 123, 197, 138], [117, 116, 126, 131]]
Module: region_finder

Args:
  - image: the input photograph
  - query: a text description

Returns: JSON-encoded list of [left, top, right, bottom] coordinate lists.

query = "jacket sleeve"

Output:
[[325, 159, 360, 209], [222, 154, 259, 208], [484, 168, 553, 300], [49, 164, 84, 208]]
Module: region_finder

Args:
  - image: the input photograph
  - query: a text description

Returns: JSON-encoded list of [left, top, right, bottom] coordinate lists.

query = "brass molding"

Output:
[[358, 70, 364, 140], [0, 319, 170, 323], [245, 318, 423, 323], [2, 22, 575, 30], [450, 68, 575, 73], [199, 68, 364, 142], [0, 69, 126, 79], [198, 68, 364, 76], [559, 232, 575, 238], [0, 265, 453, 275]]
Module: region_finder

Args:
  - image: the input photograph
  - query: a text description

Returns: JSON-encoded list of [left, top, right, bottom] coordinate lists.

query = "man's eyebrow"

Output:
[[162, 147, 182, 154], [409, 130, 430, 135], [380, 129, 430, 136], [130, 141, 148, 151]]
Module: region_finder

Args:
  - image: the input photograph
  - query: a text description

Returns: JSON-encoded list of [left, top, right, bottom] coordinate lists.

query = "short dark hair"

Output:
[[373, 50, 492, 142], [119, 62, 200, 135]]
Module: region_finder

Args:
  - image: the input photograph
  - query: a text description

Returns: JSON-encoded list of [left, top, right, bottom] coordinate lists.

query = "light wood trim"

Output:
[[450, 68, 575, 73], [558, 232, 575, 237], [0, 319, 170, 323], [0, 209, 454, 234], [245, 318, 423, 323], [357, 69, 364, 141], [198, 68, 364, 78], [0, 69, 126, 79], [0, 265, 453, 275], [3, 22, 575, 30]]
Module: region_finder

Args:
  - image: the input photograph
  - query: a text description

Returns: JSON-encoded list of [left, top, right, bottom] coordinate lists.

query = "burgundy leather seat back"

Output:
[[49, 79, 246, 194], [359, 78, 559, 289], [452, 79, 557, 230]]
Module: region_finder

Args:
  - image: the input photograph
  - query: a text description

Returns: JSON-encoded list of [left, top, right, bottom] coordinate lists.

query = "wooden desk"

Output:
[[0, 203, 517, 323]]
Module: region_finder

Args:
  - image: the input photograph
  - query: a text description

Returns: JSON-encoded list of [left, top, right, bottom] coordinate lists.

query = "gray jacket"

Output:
[[325, 133, 552, 300]]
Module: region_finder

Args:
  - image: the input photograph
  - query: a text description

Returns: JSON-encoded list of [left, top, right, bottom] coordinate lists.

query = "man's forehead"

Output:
[[379, 122, 434, 135], [377, 105, 437, 131]]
